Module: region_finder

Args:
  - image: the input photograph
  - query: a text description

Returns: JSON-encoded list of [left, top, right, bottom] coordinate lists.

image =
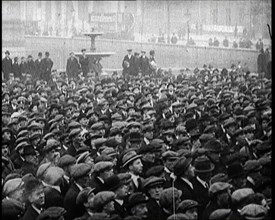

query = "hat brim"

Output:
[[194, 163, 215, 173], [122, 154, 142, 168]]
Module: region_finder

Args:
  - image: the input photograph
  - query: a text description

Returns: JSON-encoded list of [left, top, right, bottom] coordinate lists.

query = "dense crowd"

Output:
[[1, 48, 272, 220]]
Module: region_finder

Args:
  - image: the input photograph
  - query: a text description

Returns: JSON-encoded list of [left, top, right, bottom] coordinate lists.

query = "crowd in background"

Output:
[[1, 48, 272, 220]]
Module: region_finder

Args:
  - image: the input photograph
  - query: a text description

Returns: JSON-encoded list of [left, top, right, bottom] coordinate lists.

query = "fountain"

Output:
[[74, 31, 115, 73]]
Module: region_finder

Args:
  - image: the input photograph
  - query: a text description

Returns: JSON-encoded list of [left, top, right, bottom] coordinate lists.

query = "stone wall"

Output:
[[23, 35, 258, 72]]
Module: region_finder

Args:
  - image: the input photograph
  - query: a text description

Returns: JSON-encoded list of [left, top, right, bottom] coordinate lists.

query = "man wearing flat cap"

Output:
[[126, 192, 149, 219], [159, 187, 182, 220], [2, 178, 25, 219], [92, 191, 117, 217], [122, 49, 135, 77], [89, 161, 114, 194], [143, 176, 165, 220], [202, 182, 232, 220], [177, 199, 199, 220], [162, 150, 178, 188], [40, 138, 62, 165], [64, 163, 93, 220]]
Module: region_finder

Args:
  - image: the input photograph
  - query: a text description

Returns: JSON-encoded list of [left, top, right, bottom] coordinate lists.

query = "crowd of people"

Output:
[[1, 48, 272, 220]]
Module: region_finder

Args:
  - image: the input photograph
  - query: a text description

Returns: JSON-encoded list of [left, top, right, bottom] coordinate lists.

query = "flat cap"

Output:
[[93, 191, 115, 211], [94, 161, 113, 173], [76, 187, 95, 205], [69, 128, 82, 139], [70, 163, 92, 179], [231, 188, 254, 204], [143, 176, 165, 190], [223, 117, 236, 128], [145, 165, 164, 178], [43, 139, 60, 152], [209, 182, 232, 197], [3, 178, 24, 196], [28, 122, 42, 131], [204, 139, 222, 152], [127, 192, 148, 209], [76, 151, 92, 164], [91, 122, 105, 130], [36, 162, 52, 179], [36, 207, 66, 220], [210, 173, 229, 185], [209, 209, 232, 220], [122, 150, 142, 168], [160, 187, 182, 209], [243, 160, 262, 172], [167, 213, 190, 220], [68, 121, 82, 130], [117, 173, 132, 185], [177, 199, 199, 213], [240, 204, 267, 220], [127, 121, 141, 129], [57, 154, 76, 168], [94, 155, 113, 163], [162, 151, 179, 160], [101, 146, 117, 157]]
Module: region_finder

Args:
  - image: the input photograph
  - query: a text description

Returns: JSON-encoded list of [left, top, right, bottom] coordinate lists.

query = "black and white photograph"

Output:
[[2, 1, 272, 220]]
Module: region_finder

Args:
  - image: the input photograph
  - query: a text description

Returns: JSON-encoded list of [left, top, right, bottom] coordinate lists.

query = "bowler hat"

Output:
[[194, 156, 215, 173], [173, 157, 193, 177], [103, 175, 124, 191], [227, 162, 245, 179]]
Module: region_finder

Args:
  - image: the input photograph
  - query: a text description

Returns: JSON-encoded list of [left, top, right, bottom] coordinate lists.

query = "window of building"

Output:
[[212, 9, 218, 25], [226, 8, 231, 25]]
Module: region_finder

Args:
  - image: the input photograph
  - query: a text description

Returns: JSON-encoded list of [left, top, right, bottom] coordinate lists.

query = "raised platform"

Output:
[[74, 52, 115, 58]]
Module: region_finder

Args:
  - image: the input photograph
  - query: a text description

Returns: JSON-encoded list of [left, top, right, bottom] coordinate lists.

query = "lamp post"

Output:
[[185, 9, 191, 43]]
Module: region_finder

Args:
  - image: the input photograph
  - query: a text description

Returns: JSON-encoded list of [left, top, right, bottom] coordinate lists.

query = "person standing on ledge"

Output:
[[122, 49, 135, 78], [66, 52, 80, 79], [79, 49, 89, 78], [41, 51, 53, 82]]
